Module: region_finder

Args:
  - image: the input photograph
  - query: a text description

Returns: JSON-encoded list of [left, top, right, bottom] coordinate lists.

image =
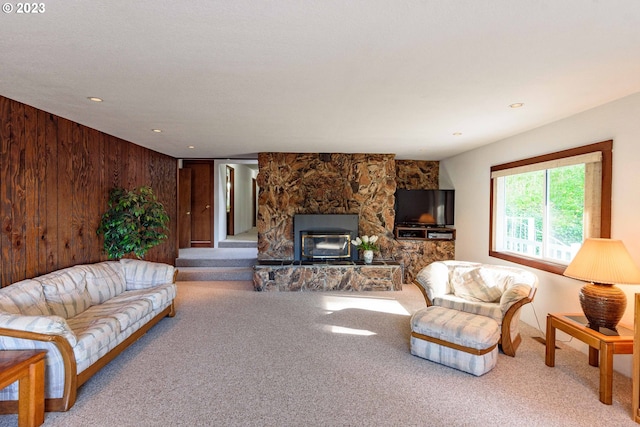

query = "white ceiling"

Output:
[[2, 1, 640, 160]]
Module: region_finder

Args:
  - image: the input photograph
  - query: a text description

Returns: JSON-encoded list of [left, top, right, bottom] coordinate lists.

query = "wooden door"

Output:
[[183, 160, 214, 247], [178, 168, 192, 248]]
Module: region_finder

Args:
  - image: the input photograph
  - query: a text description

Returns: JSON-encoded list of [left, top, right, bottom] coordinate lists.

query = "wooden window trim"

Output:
[[489, 140, 612, 276]]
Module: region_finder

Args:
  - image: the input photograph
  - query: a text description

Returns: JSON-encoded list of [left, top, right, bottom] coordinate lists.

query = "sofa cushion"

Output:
[[67, 315, 120, 368], [450, 268, 503, 303], [0, 279, 50, 316], [81, 262, 127, 305], [38, 267, 92, 319], [69, 298, 154, 333], [411, 306, 500, 350], [120, 259, 175, 290], [109, 283, 177, 311], [434, 295, 503, 323]]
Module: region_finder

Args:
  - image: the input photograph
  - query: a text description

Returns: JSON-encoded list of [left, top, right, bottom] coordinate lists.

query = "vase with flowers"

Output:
[[352, 235, 379, 264]]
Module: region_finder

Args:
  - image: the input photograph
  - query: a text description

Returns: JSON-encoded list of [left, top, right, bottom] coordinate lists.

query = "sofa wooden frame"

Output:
[[0, 270, 177, 413]]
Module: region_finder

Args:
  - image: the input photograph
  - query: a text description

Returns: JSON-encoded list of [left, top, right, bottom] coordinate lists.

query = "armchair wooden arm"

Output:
[[499, 287, 537, 356]]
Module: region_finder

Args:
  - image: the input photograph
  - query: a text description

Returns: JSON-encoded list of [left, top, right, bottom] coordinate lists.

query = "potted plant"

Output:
[[96, 186, 170, 259]]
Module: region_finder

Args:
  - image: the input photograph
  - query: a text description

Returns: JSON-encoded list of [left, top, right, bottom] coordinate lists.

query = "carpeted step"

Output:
[[175, 257, 256, 268], [176, 267, 254, 281], [218, 241, 257, 248]]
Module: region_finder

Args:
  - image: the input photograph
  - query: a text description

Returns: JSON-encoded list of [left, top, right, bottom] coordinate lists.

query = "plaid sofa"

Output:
[[0, 259, 176, 412]]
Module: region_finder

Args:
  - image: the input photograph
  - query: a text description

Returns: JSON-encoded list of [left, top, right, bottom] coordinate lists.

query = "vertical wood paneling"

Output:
[[107, 135, 121, 189], [151, 152, 177, 263], [57, 118, 74, 267], [71, 121, 87, 264], [87, 127, 105, 261], [36, 109, 49, 274], [44, 113, 58, 272], [119, 139, 130, 191], [0, 97, 12, 285], [9, 101, 25, 283], [24, 105, 39, 276], [0, 95, 178, 287]]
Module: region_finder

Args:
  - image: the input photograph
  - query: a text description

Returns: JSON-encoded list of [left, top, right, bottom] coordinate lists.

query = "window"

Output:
[[490, 141, 612, 275]]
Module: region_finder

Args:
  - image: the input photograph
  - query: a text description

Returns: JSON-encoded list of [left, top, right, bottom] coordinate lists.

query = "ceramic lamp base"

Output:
[[579, 282, 627, 330]]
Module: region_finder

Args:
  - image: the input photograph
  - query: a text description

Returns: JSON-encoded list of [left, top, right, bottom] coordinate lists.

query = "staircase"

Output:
[[175, 247, 257, 281]]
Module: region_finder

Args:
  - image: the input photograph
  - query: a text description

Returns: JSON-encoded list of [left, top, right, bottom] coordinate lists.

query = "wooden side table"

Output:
[[0, 350, 46, 427], [545, 313, 633, 405]]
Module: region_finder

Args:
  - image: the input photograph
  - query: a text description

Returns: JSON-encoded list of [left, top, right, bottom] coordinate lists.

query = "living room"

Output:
[[2, 2, 640, 425]]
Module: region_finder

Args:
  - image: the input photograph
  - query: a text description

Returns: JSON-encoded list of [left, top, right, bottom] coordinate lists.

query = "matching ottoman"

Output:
[[410, 306, 500, 376]]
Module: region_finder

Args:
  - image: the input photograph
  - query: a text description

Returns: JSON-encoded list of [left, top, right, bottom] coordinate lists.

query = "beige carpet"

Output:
[[225, 227, 257, 241], [0, 281, 636, 426]]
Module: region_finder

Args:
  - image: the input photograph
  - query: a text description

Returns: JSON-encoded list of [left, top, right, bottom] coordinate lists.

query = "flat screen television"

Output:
[[394, 189, 455, 226]]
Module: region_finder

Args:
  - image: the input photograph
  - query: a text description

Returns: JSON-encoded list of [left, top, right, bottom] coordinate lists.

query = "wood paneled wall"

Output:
[[0, 95, 178, 287]]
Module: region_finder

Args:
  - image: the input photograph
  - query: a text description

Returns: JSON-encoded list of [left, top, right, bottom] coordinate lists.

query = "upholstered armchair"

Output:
[[413, 260, 538, 356]]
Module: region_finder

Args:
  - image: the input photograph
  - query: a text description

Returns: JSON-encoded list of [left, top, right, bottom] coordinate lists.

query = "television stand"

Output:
[[395, 226, 455, 241]]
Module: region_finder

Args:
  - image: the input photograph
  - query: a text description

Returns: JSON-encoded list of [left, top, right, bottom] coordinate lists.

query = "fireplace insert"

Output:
[[301, 232, 352, 260], [294, 214, 359, 261]]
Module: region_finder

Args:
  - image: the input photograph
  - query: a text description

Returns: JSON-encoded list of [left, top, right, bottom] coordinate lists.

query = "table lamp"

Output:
[[563, 238, 640, 330]]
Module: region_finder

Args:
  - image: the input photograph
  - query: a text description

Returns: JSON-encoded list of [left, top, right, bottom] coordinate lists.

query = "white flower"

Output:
[[352, 235, 380, 251]]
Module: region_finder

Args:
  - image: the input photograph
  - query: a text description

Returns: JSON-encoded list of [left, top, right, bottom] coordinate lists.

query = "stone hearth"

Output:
[[254, 260, 403, 292]]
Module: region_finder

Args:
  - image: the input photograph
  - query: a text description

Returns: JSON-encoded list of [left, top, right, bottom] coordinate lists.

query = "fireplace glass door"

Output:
[[301, 233, 351, 260]]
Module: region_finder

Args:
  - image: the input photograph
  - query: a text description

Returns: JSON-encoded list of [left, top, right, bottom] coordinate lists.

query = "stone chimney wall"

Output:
[[256, 153, 397, 260], [256, 153, 454, 281], [395, 160, 439, 190]]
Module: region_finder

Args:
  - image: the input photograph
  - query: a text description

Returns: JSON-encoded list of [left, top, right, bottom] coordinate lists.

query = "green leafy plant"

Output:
[[97, 186, 170, 259]]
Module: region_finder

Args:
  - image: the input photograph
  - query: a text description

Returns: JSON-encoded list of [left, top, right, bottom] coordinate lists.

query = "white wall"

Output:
[[230, 163, 257, 235], [213, 160, 258, 246], [440, 92, 640, 377]]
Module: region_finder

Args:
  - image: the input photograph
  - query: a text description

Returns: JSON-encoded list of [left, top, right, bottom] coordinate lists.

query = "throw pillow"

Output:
[[39, 268, 92, 319], [82, 262, 127, 305], [451, 268, 503, 303]]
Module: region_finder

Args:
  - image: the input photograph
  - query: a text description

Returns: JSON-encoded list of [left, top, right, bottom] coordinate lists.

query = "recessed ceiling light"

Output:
[[151, 129, 162, 133], [453, 132, 462, 136], [509, 102, 524, 109], [187, 145, 195, 149], [87, 97, 103, 102]]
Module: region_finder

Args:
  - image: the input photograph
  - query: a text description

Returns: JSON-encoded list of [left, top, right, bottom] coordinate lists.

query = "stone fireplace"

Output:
[[255, 153, 455, 288], [294, 214, 358, 261]]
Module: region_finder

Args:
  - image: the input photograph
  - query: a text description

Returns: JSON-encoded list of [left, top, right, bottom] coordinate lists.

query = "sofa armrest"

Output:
[[0, 325, 78, 408], [498, 283, 536, 357], [0, 313, 77, 347], [413, 262, 450, 305], [120, 259, 176, 290], [499, 284, 533, 314]]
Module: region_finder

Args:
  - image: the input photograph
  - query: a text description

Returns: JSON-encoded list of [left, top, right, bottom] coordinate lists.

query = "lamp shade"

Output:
[[563, 238, 640, 284]]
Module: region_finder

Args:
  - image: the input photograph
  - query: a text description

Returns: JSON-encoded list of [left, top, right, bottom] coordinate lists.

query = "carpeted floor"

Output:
[[225, 227, 257, 242], [1, 281, 636, 426]]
